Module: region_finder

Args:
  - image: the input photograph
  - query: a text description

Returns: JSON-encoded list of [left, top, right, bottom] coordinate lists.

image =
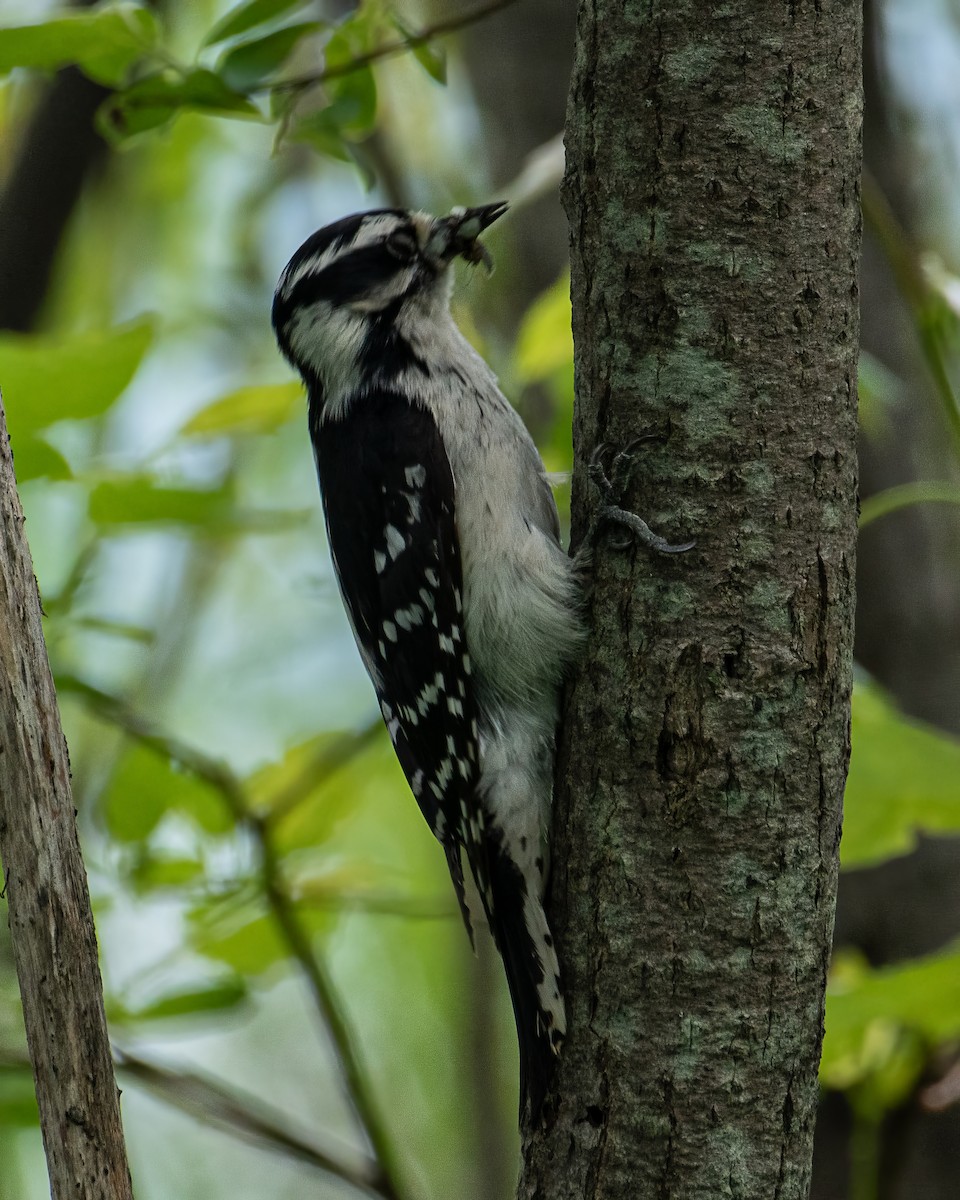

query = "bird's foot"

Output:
[[588, 435, 695, 555]]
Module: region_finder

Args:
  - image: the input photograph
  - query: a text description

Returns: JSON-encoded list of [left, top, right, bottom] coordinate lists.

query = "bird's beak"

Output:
[[429, 201, 509, 268]]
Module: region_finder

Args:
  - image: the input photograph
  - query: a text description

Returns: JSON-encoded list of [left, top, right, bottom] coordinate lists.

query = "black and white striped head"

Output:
[[272, 204, 507, 402]]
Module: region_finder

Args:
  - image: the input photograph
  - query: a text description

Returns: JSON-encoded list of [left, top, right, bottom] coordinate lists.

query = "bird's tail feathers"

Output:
[[484, 834, 565, 1121]]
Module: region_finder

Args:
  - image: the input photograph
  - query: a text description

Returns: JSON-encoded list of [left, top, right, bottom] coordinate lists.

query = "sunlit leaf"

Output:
[[515, 273, 573, 383], [97, 742, 232, 842], [178, 381, 303, 437], [217, 22, 322, 90], [272, 730, 403, 856], [203, 0, 315, 47], [100, 69, 260, 140], [247, 732, 356, 812], [843, 682, 960, 869], [822, 944, 960, 1095], [0, 320, 153, 436], [9, 434, 73, 482], [0, 4, 158, 86], [113, 978, 248, 1023]]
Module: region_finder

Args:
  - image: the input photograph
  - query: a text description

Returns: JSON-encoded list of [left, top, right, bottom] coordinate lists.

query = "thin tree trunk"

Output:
[[0, 393, 134, 1199], [521, 3, 861, 1198]]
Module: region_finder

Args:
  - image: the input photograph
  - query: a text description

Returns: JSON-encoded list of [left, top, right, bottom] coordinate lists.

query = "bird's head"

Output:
[[272, 203, 507, 399]]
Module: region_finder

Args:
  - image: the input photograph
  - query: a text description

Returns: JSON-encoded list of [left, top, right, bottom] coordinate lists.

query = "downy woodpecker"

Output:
[[272, 204, 583, 1117]]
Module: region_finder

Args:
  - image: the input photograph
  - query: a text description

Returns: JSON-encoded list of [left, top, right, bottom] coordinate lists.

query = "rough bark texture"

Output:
[[520, 3, 861, 1199], [0, 395, 133, 1199]]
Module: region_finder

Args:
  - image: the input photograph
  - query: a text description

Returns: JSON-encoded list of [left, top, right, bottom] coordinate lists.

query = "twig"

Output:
[[113, 1047, 391, 1197], [266, 0, 517, 95], [254, 820, 404, 1199]]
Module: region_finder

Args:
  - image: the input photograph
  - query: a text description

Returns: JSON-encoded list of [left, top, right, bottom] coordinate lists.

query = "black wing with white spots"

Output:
[[312, 390, 490, 933]]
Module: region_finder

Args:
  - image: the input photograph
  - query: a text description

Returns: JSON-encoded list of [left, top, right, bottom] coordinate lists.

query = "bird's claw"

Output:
[[588, 435, 695, 556]]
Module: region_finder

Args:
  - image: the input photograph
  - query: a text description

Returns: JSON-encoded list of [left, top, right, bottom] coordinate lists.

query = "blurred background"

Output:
[[0, 2, 958, 1198]]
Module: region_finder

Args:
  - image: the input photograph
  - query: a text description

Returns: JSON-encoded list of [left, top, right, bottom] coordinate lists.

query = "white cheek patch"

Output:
[[288, 300, 367, 411]]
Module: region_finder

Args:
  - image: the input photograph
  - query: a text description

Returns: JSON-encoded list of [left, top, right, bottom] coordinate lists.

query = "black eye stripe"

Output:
[[284, 242, 416, 310], [285, 209, 405, 267]]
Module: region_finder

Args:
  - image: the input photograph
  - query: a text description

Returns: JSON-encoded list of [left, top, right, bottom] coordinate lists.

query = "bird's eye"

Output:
[[385, 229, 418, 261]]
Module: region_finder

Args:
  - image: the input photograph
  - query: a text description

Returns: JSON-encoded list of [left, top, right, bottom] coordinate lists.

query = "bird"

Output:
[[271, 203, 584, 1118]]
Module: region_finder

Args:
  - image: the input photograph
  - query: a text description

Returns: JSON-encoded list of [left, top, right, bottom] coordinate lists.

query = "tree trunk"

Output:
[[0, 393, 134, 1199], [521, 3, 861, 1199]]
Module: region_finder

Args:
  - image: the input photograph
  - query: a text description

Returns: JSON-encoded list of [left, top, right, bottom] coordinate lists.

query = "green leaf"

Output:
[[515, 273, 574, 383], [128, 853, 205, 893], [89, 477, 234, 528], [410, 38, 446, 85], [178, 381, 302, 437], [98, 742, 232, 842], [822, 945, 960, 1096], [115, 978, 248, 1023], [327, 65, 377, 135], [9, 435, 73, 483], [390, 13, 446, 84], [0, 1072, 39, 1127], [322, 25, 377, 133], [0, 320, 153, 437], [271, 731, 402, 856], [842, 682, 960, 869], [288, 108, 354, 162], [203, 0, 315, 47], [87, 475, 309, 534], [217, 22, 321, 90], [100, 69, 260, 140], [245, 730, 373, 832], [189, 891, 335, 975], [0, 4, 158, 86]]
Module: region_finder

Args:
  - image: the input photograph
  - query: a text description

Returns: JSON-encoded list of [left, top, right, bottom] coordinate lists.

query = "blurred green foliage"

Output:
[[0, 2, 959, 1199]]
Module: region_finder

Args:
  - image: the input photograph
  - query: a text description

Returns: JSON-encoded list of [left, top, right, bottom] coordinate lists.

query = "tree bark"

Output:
[[0, 393, 133, 1199], [521, 3, 861, 1199]]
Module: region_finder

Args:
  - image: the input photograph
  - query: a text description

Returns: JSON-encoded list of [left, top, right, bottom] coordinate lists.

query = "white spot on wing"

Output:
[[385, 524, 405, 560]]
